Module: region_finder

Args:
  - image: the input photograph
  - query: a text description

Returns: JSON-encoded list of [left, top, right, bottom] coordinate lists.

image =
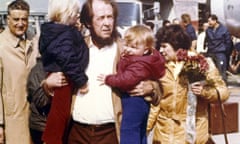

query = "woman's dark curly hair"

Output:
[[155, 24, 191, 51]]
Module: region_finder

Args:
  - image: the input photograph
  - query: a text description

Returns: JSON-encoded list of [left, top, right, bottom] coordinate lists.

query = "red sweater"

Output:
[[105, 49, 165, 91]]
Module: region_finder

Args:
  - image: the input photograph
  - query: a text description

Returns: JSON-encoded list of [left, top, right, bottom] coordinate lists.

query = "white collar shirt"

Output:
[[72, 38, 117, 124]]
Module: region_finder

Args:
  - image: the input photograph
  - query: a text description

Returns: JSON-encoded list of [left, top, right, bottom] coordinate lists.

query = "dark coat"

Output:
[[27, 58, 51, 132], [39, 22, 89, 88]]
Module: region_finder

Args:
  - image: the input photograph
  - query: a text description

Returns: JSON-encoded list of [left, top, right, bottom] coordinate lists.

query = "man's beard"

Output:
[[90, 29, 114, 48]]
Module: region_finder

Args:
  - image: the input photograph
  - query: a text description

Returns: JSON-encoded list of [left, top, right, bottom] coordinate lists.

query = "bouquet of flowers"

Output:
[[176, 49, 209, 144], [176, 49, 209, 83]]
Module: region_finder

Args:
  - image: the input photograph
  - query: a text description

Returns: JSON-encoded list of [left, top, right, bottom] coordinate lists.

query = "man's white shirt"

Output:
[[73, 39, 117, 124]]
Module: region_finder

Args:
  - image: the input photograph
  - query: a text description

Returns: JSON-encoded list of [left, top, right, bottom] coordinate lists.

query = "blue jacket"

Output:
[[39, 22, 89, 88], [185, 24, 197, 41], [206, 24, 232, 54]]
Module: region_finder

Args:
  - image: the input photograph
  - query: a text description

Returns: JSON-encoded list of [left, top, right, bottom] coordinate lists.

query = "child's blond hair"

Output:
[[124, 25, 155, 50]]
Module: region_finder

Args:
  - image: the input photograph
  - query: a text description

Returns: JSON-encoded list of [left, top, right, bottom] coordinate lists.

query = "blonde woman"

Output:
[[39, 0, 89, 143]]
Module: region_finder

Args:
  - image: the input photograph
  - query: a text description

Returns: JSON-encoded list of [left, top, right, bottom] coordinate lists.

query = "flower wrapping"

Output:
[[176, 49, 209, 144]]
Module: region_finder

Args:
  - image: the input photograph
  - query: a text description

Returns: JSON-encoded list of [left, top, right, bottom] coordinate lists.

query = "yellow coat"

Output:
[[0, 28, 38, 144], [147, 58, 229, 144]]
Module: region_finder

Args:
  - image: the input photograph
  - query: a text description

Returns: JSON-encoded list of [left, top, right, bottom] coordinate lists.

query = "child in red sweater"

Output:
[[98, 25, 165, 144]]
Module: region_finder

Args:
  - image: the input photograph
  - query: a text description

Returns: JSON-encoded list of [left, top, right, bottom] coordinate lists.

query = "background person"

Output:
[[172, 17, 180, 25], [181, 13, 197, 52], [144, 21, 154, 31], [0, 0, 39, 143], [205, 14, 233, 82], [162, 19, 171, 27], [27, 57, 66, 144], [196, 22, 209, 53], [147, 24, 229, 144], [229, 42, 240, 74]]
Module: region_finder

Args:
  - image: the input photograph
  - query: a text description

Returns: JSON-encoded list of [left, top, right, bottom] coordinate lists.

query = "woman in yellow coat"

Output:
[[147, 25, 229, 144]]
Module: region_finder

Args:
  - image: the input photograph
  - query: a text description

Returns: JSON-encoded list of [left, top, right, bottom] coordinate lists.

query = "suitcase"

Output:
[[208, 102, 239, 135]]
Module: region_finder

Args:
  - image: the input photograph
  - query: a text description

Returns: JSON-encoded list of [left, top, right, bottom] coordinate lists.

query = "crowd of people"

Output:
[[163, 13, 240, 82], [0, 0, 235, 144]]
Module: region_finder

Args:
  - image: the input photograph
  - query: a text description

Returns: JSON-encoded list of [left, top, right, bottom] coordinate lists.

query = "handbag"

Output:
[[208, 88, 229, 144]]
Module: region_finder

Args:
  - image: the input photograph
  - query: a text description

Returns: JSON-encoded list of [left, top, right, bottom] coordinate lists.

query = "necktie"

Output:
[[18, 38, 26, 49]]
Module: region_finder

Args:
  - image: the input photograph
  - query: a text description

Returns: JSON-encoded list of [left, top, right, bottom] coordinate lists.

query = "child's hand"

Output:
[[78, 83, 88, 94], [97, 74, 106, 85]]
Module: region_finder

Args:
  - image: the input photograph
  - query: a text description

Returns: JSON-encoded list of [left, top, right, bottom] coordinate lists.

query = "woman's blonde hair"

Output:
[[48, 0, 80, 25], [124, 25, 155, 49]]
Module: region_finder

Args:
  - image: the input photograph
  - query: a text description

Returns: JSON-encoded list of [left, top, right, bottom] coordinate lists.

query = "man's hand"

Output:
[[41, 72, 68, 96], [128, 81, 154, 96], [129, 80, 162, 106], [46, 72, 68, 88]]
